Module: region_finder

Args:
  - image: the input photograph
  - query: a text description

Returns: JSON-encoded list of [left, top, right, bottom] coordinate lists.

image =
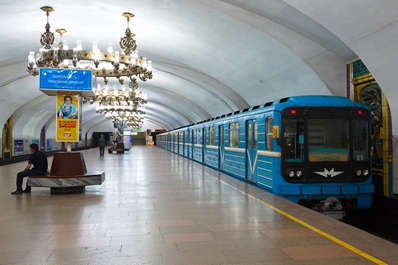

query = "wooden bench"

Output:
[[26, 152, 105, 194]]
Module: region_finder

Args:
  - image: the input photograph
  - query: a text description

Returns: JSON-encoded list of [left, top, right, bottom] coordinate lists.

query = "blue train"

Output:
[[156, 96, 374, 219]]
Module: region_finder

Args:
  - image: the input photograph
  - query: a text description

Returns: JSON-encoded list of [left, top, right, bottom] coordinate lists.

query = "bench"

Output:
[[26, 152, 105, 194], [27, 171, 105, 194], [108, 142, 129, 154]]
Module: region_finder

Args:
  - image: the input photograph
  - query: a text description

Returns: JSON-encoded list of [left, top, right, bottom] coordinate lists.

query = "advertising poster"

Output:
[[14, 140, 24, 155], [32, 139, 39, 146], [2, 117, 12, 158], [56, 93, 80, 142], [46, 139, 52, 150], [40, 126, 46, 151]]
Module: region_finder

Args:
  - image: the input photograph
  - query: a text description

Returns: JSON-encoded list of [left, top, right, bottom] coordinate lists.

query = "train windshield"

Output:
[[283, 118, 354, 163], [353, 120, 369, 161], [308, 119, 349, 162], [283, 119, 305, 162]]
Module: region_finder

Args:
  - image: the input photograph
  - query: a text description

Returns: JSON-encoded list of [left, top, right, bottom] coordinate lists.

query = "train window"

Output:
[[353, 120, 369, 161], [283, 119, 305, 162], [209, 125, 216, 145], [196, 128, 202, 144], [266, 117, 273, 151], [184, 131, 188, 143], [308, 119, 349, 162], [229, 122, 240, 147], [179, 132, 184, 143], [247, 122, 253, 149], [192, 130, 196, 144]]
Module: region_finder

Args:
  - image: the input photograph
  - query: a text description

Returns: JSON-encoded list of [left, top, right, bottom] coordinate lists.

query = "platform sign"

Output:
[[56, 93, 80, 142], [40, 68, 93, 92]]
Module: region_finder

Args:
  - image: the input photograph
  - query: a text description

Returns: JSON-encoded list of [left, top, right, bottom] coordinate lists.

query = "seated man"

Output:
[[11, 143, 48, 194]]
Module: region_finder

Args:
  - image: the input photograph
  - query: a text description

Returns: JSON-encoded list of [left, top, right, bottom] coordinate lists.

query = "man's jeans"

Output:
[[16, 170, 46, 192]]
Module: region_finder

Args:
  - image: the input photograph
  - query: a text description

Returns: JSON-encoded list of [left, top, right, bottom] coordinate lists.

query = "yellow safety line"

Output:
[[215, 178, 388, 265]]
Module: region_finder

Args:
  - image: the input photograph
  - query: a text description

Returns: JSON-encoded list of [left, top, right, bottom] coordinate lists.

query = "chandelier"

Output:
[[84, 79, 148, 106], [96, 103, 145, 115], [107, 112, 145, 128], [27, 6, 153, 84]]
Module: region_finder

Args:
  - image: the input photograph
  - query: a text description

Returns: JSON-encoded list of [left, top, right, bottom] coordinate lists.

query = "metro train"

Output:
[[156, 96, 374, 219]]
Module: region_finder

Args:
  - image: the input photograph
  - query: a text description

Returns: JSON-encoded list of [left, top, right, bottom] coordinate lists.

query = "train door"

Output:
[[202, 127, 206, 163], [182, 131, 185, 156], [219, 125, 225, 170], [191, 129, 195, 159], [246, 120, 258, 183]]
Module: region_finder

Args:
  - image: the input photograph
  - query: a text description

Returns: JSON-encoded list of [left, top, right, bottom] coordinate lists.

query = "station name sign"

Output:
[[39, 68, 93, 91]]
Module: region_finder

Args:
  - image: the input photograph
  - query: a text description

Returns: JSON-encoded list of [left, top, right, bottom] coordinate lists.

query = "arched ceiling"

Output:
[[1, 0, 398, 139]]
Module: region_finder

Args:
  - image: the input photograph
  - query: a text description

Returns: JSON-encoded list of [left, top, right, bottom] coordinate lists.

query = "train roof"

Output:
[[161, 95, 367, 134]]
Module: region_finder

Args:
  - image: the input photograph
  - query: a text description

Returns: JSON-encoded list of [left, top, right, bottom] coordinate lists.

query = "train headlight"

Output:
[[288, 171, 295, 178], [356, 170, 362, 176], [363, 170, 369, 176], [296, 171, 302, 177]]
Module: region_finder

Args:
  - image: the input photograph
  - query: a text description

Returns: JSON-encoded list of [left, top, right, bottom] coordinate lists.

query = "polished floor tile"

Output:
[[0, 147, 396, 264]]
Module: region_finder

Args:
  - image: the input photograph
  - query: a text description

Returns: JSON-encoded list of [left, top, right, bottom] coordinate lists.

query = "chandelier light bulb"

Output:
[[92, 41, 98, 51], [63, 40, 68, 50], [53, 47, 59, 59], [114, 51, 120, 64], [108, 42, 113, 53], [76, 40, 82, 51], [142, 57, 147, 69], [147, 60, 152, 72], [28, 51, 35, 64]]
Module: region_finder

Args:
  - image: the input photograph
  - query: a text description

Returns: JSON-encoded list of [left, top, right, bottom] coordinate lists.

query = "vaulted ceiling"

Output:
[[1, 0, 398, 142]]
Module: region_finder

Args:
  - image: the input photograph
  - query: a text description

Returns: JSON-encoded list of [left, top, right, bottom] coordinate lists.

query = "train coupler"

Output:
[[314, 196, 345, 220]]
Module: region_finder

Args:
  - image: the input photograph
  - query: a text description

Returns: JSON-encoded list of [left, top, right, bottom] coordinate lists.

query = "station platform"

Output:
[[0, 147, 397, 265]]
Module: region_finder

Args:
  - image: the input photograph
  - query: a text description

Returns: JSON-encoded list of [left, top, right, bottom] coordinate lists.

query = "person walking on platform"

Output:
[[98, 134, 107, 157], [11, 144, 48, 195]]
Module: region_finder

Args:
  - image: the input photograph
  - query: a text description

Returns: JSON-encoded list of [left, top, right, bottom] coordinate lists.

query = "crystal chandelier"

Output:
[[27, 6, 153, 84]]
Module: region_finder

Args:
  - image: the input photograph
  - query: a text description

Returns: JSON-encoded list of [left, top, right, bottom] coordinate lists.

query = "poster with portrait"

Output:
[[56, 93, 80, 142]]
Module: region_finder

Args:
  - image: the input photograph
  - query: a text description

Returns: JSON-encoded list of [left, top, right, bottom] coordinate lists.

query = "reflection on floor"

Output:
[[0, 147, 395, 264]]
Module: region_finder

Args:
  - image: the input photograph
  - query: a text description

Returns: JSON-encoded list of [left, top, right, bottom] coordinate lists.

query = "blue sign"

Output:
[[46, 139, 52, 151], [40, 68, 93, 91]]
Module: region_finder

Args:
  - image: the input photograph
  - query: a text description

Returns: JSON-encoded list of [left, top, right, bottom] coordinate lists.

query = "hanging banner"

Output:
[[56, 93, 80, 142], [40, 68, 93, 91]]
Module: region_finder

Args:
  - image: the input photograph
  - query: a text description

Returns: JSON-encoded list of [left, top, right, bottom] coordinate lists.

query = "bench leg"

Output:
[[51, 186, 85, 194]]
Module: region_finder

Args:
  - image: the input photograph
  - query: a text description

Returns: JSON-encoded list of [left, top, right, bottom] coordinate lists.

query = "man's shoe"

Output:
[[11, 190, 23, 195], [23, 189, 31, 193]]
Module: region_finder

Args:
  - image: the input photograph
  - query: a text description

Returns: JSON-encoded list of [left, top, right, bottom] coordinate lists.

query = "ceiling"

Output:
[[1, 0, 398, 142]]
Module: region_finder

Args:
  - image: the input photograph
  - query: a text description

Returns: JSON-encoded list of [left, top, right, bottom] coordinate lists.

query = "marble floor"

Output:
[[0, 147, 396, 265]]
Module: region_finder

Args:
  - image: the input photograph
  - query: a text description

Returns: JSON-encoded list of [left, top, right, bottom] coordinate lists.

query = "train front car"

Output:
[[276, 96, 374, 219]]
